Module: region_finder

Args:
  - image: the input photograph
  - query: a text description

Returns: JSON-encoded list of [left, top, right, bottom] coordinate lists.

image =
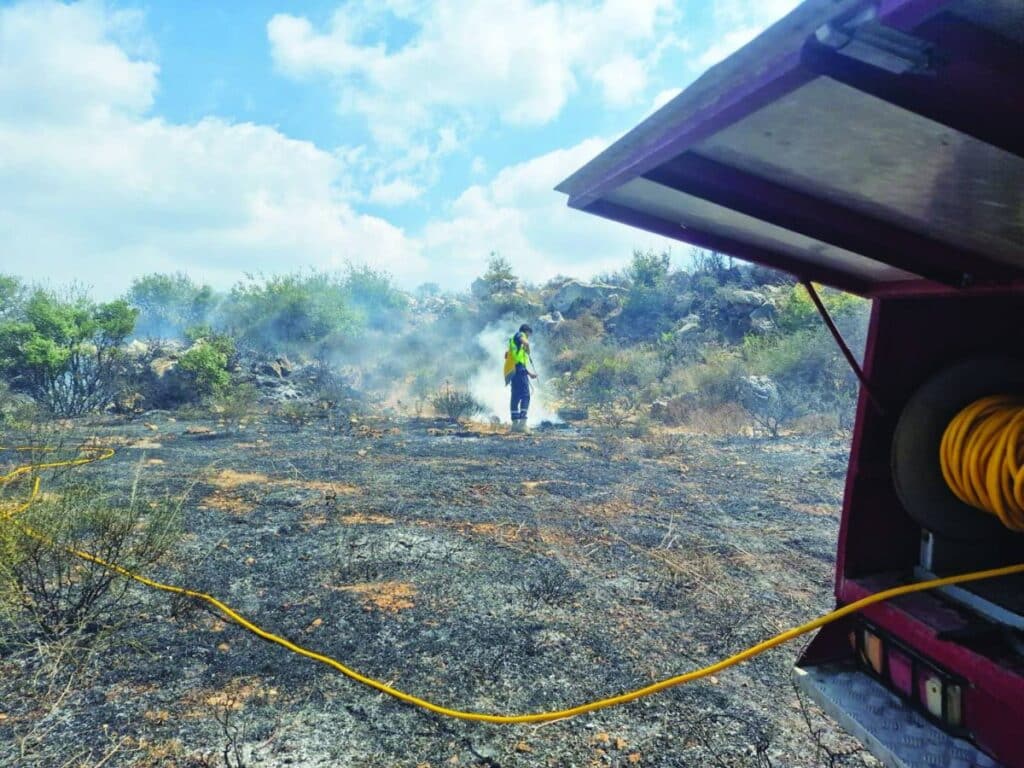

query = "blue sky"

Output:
[[0, 0, 800, 296]]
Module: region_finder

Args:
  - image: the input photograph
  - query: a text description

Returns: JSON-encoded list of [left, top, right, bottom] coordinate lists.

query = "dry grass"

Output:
[[332, 581, 417, 613], [209, 468, 359, 495], [198, 491, 254, 516], [338, 513, 395, 525]]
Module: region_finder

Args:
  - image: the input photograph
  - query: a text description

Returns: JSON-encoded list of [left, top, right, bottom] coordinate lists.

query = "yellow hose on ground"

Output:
[[941, 395, 1024, 532], [3, 444, 1024, 724]]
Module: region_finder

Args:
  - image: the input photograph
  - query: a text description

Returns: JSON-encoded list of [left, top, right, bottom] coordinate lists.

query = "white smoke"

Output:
[[468, 322, 561, 425]]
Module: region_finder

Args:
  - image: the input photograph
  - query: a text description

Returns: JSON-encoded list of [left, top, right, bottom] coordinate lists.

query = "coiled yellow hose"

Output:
[[4, 444, 1024, 724], [940, 395, 1024, 532]]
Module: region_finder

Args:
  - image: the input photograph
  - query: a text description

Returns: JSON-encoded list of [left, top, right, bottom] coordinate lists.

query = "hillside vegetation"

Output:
[[0, 252, 867, 436]]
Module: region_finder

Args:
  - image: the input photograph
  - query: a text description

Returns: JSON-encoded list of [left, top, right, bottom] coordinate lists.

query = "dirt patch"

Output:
[[209, 468, 358, 496], [209, 468, 270, 488], [198, 490, 254, 515], [339, 513, 395, 525], [333, 581, 417, 613], [181, 676, 278, 718]]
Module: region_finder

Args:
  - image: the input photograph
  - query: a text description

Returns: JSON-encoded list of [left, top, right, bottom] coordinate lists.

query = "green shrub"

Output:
[[0, 473, 181, 641], [179, 341, 230, 397], [213, 382, 258, 431], [431, 384, 485, 421], [344, 264, 409, 331], [628, 249, 671, 289], [0, 289, 137, 416], [223, 272, 362, 351], [128, 272, 215, 339]]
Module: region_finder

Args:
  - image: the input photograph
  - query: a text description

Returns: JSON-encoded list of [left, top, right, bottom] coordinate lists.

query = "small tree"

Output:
[[223, 272, 361, 352], [483, 254, 515, 285], [0, 290, 137, 416]]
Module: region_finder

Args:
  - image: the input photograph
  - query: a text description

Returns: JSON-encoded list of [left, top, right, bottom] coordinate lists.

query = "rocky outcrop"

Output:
[[549, 280, 623, 316]]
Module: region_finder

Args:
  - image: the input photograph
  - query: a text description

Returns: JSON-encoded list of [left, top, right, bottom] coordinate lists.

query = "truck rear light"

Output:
[[852, 622, 967, 733], [887, 646, 913, 696]]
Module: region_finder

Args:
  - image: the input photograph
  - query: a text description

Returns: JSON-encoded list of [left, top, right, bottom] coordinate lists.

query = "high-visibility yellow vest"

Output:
[[503, 334, 529, 385]]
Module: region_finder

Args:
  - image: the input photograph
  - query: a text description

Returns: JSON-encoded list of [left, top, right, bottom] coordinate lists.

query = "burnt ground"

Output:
[[0, 411, 878, 768]]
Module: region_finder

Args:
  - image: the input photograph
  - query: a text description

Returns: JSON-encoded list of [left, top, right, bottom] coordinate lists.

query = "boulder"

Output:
[[537, 311, 564, 331], [675, 314, 702, 336], [739, 375, 780, 411], [748, 302, 776, 334], [649, 399, 670, 422], [257, 356, 294, 379], [550, 280, 622, 316], [149, 357, 178, 379], [720, 288, 767, 310]]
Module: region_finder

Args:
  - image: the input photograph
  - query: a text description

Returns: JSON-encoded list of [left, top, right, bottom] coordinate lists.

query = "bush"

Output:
[[179, 341, 231, 398], [431, 384, 485, 421], [128, 272, 215, 339], [673, 347, 745, 409], [628, 249, 671, 288], [0, 289, 138, 416], [344, 264, 409, 332], [0, 380, 37, 431], [223, 272, 362, 352], [569, 346, 662, 424], [212, 382, 258, 432], [0, 471, 181, 641]]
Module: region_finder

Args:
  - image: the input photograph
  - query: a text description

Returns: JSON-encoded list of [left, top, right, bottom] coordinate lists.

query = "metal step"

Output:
[[793, 662, 1001, 768]]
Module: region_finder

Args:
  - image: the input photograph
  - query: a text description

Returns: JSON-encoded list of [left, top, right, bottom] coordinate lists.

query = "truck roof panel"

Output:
[[557, 0, 1024, 296]]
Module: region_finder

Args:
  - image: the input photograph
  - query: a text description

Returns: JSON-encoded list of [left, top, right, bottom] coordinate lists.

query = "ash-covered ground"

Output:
[[1, 411, 877, 767]]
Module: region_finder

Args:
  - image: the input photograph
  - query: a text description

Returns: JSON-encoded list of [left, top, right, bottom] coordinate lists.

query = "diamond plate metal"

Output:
[[793, 663, 1002, 768]]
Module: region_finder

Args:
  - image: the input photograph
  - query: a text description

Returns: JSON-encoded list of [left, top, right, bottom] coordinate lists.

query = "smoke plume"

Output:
[[468, 323, 560, 425]]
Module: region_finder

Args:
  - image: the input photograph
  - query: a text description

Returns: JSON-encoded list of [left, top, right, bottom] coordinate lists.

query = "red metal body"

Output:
[[558, 1, 1024, 762], [812, 287, 1024, 763]]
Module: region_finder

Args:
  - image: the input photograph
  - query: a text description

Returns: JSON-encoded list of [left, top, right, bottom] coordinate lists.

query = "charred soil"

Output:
[[0, 412, 874, 767]]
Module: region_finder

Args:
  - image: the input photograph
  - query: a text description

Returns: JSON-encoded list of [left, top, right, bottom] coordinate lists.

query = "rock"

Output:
[[739, 375, 780, 411], [675, 314, 701, 336], [537, 310, 564, 330], [748, 302, 776, 334], [256, 356, 294, 379], [720, 288, 767, 309], [550, 280, 622, 316], [149, 357, 177, 379], [125, 339, 150, 357]]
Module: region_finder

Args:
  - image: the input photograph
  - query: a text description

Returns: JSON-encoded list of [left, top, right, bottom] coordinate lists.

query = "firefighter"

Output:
[[507, 323, 538, 430]]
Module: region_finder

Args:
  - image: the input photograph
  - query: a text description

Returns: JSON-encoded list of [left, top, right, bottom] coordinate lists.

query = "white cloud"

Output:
[[368, 179, 423, 206], [650, 87, 682, 112], [0, 1, 425, 296], [693, 0, 803, 70], [594, 55, 648, 108], [695, 26, 761, 70], [268, 0, 676, 141], [419, 137, 676, 287], [1, 1, 681, 299]]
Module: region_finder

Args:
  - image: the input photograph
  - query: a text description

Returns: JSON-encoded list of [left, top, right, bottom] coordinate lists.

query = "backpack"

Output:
[[503, 346, 515, 386]]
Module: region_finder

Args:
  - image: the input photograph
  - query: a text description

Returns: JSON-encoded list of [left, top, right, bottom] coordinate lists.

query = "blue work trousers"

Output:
[[510, 368, 531, 422]]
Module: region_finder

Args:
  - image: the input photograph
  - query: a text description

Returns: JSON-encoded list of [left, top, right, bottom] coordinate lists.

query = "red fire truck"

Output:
[[558, 1, 1024, 765]]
